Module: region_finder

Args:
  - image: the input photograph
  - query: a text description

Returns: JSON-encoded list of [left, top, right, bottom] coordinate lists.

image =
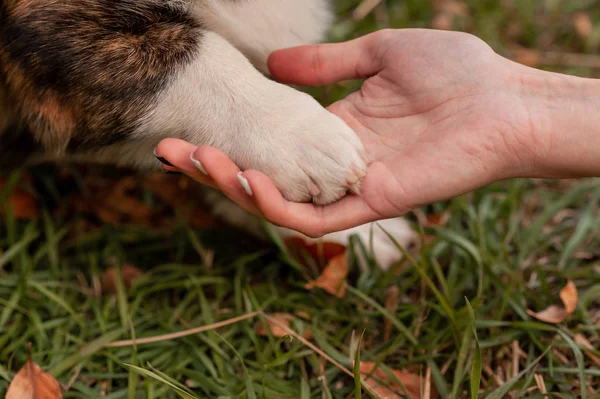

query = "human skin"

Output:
[[155, 29, 600, 238]]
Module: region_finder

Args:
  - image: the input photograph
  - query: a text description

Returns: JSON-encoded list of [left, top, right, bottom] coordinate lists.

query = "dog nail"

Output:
[[154, 149, 173, 167], [237, 172, 253, 196], [190, 153, 208, 175]]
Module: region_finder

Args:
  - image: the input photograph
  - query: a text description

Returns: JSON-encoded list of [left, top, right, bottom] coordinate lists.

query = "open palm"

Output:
[[157, 29, 533, 237]]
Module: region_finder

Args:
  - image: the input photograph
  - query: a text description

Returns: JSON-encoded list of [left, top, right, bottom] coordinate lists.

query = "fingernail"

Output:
[[237, 172, 253, 196], [154, 148, 173, 167], [190, 153, 208, 175]]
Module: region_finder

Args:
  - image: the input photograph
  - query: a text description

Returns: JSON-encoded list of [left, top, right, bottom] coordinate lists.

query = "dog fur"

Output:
[[0, 0, 415, 269]]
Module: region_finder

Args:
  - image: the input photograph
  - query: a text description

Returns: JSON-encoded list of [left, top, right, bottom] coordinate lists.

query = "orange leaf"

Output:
[[425, 212, 450, 227], [0, 178, 40, 220], [359, 362, 434, 399], [514, 49, 541, 67], [574, 334, 600, 367], [527, 280, 578, 324], [284, 237, 346, 264], [100, 264, 144, 294], [573, 12, 593, 39], [256, 313, 312, 339], [305, 252, 349, 297], [6, 347, 62, 399]]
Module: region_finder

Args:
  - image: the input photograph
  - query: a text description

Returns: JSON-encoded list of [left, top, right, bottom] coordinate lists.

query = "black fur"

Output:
[[0, 0, 203, 157]]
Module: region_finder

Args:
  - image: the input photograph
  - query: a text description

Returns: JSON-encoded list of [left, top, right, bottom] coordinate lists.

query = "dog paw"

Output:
[[235, 89, 367, 205]]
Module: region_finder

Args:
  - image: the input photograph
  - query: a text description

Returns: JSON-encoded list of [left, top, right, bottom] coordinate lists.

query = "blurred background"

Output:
[[1, 1, 599, 398]]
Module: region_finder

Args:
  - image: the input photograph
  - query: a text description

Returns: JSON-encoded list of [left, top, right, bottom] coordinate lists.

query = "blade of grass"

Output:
[[484, 346, 552, 399], [124, 364, 199, 399], [557, 329, 586, 399], [347, 286, 417, 346], [0, 171, 23, 206], [450, 320, 473, 399], [519, 182, 597, 263], [467, 300, 482, 399], [0, 232, 38, 272], [353, 331, 364, 399], [215, 332, 257, 399], [376, 224, 456, 325], [558, 193, 599, 268], [50, 329, 125, 377]]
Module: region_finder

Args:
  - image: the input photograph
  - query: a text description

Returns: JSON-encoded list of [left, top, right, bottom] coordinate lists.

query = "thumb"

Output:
[[267, 30, 390, 86]]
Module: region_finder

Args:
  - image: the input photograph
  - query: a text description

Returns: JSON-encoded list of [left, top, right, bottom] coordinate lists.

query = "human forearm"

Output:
[[517, 68, 600, 179]]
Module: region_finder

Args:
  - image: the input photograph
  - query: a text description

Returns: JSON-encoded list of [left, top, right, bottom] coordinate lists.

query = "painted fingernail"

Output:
[[190, 153, 208, 175], [237, 172, 253, 196], [154, 148, 173, 167]]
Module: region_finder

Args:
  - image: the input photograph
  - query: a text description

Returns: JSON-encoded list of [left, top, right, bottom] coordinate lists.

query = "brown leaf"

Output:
[[305, 252, 349, 298], [425, 212, 450, 227], [360, 362, 435, 399], [100, 264, 144, 294], [143, 174, 219, 229], [284, 237, 346, 264], [513, 49, 541, 67], [574, 334, 600, 367], [0, 178, 40, 220], [256, 313, 312, 339], [284, 237, 349, 297], [431, 0, 468, 30], [6, 347, 62, 399], [573, 12, 593, 39], [527, 280, 578, 324]]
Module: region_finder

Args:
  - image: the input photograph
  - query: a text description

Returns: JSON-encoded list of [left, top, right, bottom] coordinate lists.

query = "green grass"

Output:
[[2, 1, 600, 397]]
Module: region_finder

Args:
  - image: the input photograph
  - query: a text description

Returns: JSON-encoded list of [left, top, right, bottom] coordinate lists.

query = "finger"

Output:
[[267, 30, 390, 86], [191, 147, 263, 217], [240, 170, 380, 238], [156, 139, 218, 189]]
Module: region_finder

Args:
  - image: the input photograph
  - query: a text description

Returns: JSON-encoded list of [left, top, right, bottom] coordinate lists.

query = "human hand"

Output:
[[156, 29, 586, 237]]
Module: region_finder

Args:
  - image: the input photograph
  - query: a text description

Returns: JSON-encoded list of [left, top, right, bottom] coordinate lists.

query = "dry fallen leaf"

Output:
[[283, 237, 349, 298], [143, 174, 219, 229], [527, 280, 578, 324], [360, 362, 434, 399], [71, 176, 154, 227], [513, 49, 541, 67], [6, 345, 62, 399], [573, 12, 593, 39], [574, 334, 600, 367], [284, 237, 346, 263], [256, 313, 312, 339], [0, 178, 40, 220], [101, 264, 144, 294], [305, 252, 349, 298], [431, 0, 469, 30], [425, 212, 450, 227]]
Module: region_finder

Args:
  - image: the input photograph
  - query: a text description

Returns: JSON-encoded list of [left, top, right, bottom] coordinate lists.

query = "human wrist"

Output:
[[515, 68, 600, 179]]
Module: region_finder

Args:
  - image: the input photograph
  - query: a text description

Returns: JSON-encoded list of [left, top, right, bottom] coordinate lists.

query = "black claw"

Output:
[[155, 155, 173, 167]]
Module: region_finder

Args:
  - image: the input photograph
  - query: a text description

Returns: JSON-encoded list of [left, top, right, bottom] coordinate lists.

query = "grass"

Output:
[[2, 0, 600, 397]]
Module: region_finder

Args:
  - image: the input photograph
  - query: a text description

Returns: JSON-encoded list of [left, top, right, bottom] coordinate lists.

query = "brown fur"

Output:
[[0, 0, 202, 159]]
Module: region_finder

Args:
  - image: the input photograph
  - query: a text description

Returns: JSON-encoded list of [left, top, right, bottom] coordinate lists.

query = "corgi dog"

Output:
[[0, 0, 415, 268]]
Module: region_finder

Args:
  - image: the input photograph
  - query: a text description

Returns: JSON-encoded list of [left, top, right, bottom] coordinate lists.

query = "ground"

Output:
[[1, 0, 600, 398]]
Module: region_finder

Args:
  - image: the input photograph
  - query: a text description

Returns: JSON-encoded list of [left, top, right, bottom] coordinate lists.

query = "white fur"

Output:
[[195, 0, 333, 72], [136, 31, 367, 204], [82, 0, 416, 269], [276, 218, 416, 271]]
